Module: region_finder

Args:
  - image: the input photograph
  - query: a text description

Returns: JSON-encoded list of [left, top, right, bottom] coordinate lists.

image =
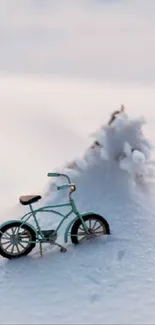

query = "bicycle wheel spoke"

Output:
[[2, 240, 11, 245], [94, 224, 102, 231], [19, 234, 29, 239], [5, 231, 11, 238], [92, 220, 97, 230], [80, 221, 88, 230], [94, 230, 105, 235], [78, 232, 87, 236], [18, 242, 26, 250], [1, 234, 10, 240], [79, 235, 88, 243], [20, 238, 29, 244], [79, 226, 84, 231], [12, 227, 17, 235], [11, 227, 15, 235], [11, 244, 15, 253], [15, 243, 20, 253], [5, 242, 12, 251]]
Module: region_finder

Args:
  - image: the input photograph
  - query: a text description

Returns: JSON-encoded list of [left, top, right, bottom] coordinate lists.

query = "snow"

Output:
[[1, 0, 155, 324], [1, 77, 155, 325]]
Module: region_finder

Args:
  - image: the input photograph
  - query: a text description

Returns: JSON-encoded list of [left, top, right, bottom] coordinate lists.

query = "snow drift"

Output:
[[1, 105, 155, 325], [30, 107, 155, 325], [47, 106, 155, 197], [42, 106, 155, 247]]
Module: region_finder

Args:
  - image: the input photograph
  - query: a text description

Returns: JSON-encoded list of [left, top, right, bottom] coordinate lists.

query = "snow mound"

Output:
[[48, 107, 154, 192], [2, 106, 155, 325]]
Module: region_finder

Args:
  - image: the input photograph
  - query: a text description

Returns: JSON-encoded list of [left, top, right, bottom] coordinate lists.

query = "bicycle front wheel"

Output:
[[70, 214, 110, 244]]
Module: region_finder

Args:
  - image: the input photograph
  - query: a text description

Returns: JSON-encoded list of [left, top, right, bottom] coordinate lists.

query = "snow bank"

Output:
[[2, 100, 155, 325], [48, 106, 154, 191]]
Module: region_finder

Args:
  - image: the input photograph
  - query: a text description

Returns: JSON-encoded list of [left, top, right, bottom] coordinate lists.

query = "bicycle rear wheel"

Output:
[[0, 221, 36, 259]]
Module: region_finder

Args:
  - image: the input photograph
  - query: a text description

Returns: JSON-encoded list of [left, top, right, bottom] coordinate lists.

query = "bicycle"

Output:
[[0, 172, 110, 259]]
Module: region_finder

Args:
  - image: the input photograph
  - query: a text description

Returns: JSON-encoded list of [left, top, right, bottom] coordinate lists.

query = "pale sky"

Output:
[[0, 0, 155, 83]]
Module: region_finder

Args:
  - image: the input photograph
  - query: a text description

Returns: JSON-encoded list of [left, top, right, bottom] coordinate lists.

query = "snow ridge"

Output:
[[48, 106, 154, 192]]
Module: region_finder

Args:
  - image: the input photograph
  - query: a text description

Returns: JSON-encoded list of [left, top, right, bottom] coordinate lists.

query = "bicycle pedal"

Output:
[[60, 247, 67, 253]]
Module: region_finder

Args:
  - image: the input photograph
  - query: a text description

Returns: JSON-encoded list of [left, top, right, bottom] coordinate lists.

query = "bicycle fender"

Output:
[[64, 211, 95, 243], [0, 219, 37, 234]]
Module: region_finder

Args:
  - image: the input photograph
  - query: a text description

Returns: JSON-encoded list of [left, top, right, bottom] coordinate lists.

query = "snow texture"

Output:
[[54, 109, 153, 182], [1, 76, 155, 325]]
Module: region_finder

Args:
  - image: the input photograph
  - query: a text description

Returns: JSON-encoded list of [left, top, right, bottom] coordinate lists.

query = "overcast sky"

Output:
[[0, 0, 155, 83]]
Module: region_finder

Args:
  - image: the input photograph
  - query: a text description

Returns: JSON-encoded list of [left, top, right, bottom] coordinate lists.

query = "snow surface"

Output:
[[1, 75, 155, 325], [1, 0, 155, 324]]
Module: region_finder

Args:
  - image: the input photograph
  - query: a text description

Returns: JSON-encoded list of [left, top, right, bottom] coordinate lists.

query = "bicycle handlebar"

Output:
[[47, 173, 60, 177], [47, 172, 71, 183], [57, 183, 76, 192], [47, 172, 75, 195], [57, 184, 69, 190]]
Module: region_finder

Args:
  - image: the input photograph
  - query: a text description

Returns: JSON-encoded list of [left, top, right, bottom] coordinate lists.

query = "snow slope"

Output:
[[1, 75, 155, 324]]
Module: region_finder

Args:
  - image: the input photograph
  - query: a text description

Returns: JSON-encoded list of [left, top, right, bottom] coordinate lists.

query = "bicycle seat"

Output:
[[19, 195, 42, 206]]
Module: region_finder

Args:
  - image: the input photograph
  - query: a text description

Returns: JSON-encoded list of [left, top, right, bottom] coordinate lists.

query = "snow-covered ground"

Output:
[[1, 75, 155, 325], [1, 0, 155, 324]]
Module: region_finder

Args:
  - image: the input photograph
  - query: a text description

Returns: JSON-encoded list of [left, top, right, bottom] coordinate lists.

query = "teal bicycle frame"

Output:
[[19, 197, 90, 244], [0, 173, 92, 249], [0, 172, 110, 259]]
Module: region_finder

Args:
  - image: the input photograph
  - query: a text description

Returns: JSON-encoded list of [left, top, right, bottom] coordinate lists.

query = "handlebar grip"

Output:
[[57, 184, 76, 191], [57, 184, 69, 190], [47, 173, 60, 177]]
